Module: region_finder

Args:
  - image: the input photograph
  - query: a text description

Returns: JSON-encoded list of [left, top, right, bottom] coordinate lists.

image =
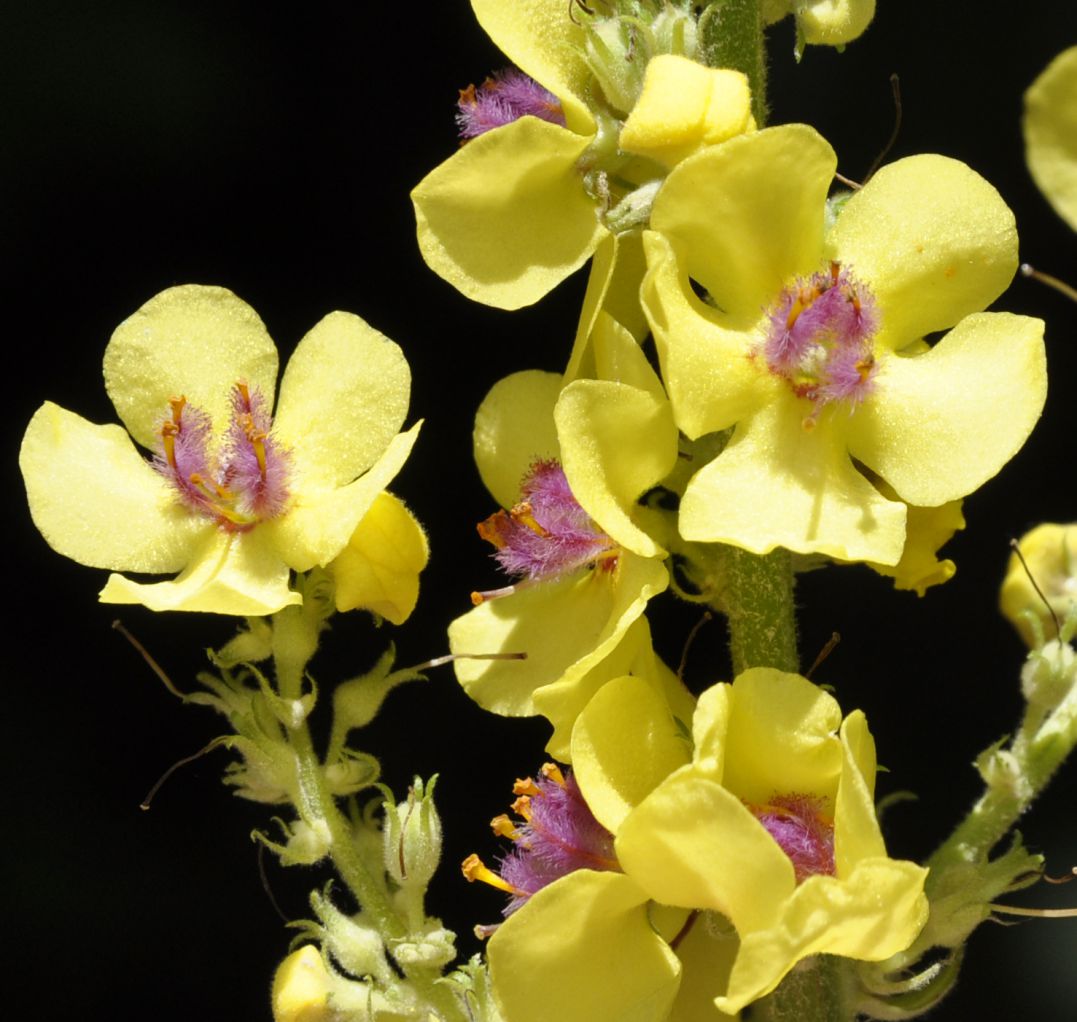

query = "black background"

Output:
[[6, 2, 1077, 1019]]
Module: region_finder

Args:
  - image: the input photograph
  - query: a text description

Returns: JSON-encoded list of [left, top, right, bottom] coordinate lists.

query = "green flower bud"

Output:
[[382, 776, 442, 892], [1021, 639, 1077, 714], [390, 923, 457, 970], [311, 892, 393, 985]]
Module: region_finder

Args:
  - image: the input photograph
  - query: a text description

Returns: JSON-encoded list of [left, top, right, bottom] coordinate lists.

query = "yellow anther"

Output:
[[509, 501, 549, 538], [513, 777, 540, 797], [540, 763, 566, 787], [461, 853, 516, 894], [511, 795, 533, 821], [490, 814, 520, 840]]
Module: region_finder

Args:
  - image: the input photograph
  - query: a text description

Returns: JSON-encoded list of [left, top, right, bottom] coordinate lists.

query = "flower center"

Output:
[[462, 763, 618, 919], [471, 459, 618, 604], [761, 261, 880, 425], [456, 70, 566, 140], [747, 794, 835, 884], [156, 383, 292, 531]]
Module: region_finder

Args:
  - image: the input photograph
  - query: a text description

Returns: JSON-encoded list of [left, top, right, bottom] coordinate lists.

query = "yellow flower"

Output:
[[412, 0, 753, 311], [1024, 46, 1077, 231], [20, 286, 419, 615], [448, 348, 681, 753], [271, 946, 332, 1022], [643, 125, 1046, 566], [1001, 522, 1077, 647], [488, 670, 927, 1019], [762, 0, 875, 48]]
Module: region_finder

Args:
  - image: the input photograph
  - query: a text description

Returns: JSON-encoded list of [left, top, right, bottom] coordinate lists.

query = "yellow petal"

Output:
[[867, 496, 965, 597], [474, 371, 562, 510], [796, 0, 875, 45], [20, 401, 203, 572], [833, 711, 885, 876], [668, 912, 741, 1022], [1000, 522, 1077, 647], [620, 56, 754, 169], [642, 230, 774, 438], [1024, 46, 1077, 231], [556, 322, 678, 557], [534, 616, 695, 762], [263, 423, 421, 572], [565, 232, 650, 384], [679, 400, 908, 566], [272, 946, 331, 1022], [470, 0, 593, 134], [650, 125, 835, 322], [488, 871, 680, 1022], [449, 552, 668, 717], [721, 669, 844, 807], [273, 311, 410, 489], [717, 859, 928, 1014], [103, 285, 278, 450], [99, 530, 300, 615], [572, 674, 692, 833], [330, 492, 428, 624], [617, 770, 794, 932], [412, 117, 602, 310], [845, 313, 1046, 507], [831, 155, 1018, 347], [691, 683, 732, 780]]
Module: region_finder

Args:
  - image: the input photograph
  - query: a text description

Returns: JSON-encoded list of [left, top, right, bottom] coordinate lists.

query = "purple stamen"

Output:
[[456, 68, 566, 141], [477, 459, 616, 584], [496, 769, 618, 916], [154, 383, 292, 530], [751, 794, 835, 884], [761, 262, 881, 415]]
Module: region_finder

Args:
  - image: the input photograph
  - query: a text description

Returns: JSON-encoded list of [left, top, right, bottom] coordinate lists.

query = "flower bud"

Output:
[[1021, 639, 1077, 714], [272, 946, 331, 1022], [1000, 523, 1077, 647], [390, 923, 457, 969], [311, 892, 392, 985], [383, 776, 443, 893]]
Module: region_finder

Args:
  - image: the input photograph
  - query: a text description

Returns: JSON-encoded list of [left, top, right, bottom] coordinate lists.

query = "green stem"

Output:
[[751, 956, 855, 1022], [712, 545, 798, 675], [699, 0, 768, 125]]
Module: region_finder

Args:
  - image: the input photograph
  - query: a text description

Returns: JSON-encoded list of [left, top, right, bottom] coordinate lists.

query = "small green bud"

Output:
[[210, 617, 273, 669], [311, 892, 393, 985], [383, 776, 443, 892], [390, 923, 457, 970], [1021, 638, 1077, 713], [975, 742, 1031, 800]]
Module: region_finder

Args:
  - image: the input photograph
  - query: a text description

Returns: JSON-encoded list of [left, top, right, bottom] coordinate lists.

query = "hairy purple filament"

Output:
[[477, 459, 617, 584], [155, 383, 292, 531], [762, 261, 880, 416], [463, 765, 618, 917], [456, 68, 566, 140], [750, 793, 835, 883]]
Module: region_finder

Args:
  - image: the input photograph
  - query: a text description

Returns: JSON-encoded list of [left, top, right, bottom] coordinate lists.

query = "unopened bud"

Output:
[[383, 776, 443, 892]]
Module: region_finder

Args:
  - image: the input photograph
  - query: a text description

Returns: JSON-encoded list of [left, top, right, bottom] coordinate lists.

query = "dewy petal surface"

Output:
[[263, 423, 421, 572], [412, 117, 603, 310], [272, 311, 410, 489], [1024, 46, 1077, 230], [21, 402, 204, 572], [845, 312, 1046, 507], [680, 400, 907, 565], [104, 285, 278, 450], [572, 674, 692, 833], [450, 552, 668, 717], [474, 370, 562, 510], [831, 155, 1018, 347], [617, 770, 794, 933], [642, 230, 774, 438], [98, 529, 300, 614], [649, 126, 836, 322], [488, 871, 681, 1022], [470, 0, 592, 133]]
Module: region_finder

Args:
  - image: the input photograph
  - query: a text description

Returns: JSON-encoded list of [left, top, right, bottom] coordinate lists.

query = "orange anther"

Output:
[[513, 777, 540, 797], [540, 763, 566, 787], [511, 795, 533, 821]]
